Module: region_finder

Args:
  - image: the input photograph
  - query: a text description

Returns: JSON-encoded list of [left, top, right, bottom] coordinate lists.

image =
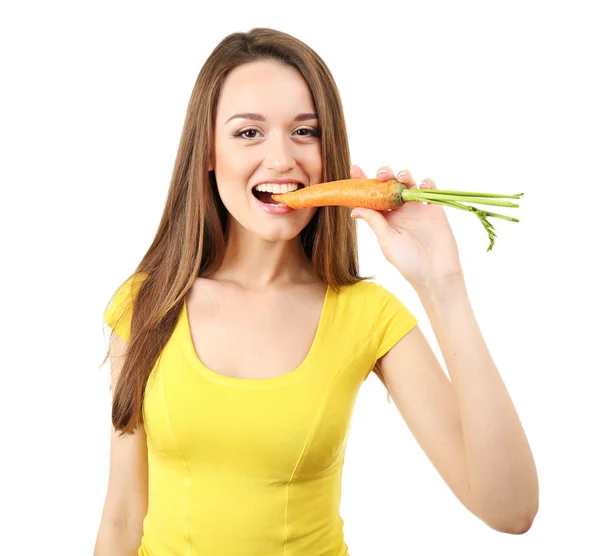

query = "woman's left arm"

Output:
[[350, 163, 538, 534], [377, 275, 539, 534]]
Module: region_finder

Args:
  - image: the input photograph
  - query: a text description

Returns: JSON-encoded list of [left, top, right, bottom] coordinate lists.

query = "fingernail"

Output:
[[377, 169, 387, 176], [398, 171, 408, 177]]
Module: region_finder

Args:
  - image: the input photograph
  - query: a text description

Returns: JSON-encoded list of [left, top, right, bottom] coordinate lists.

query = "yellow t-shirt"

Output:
[[104, 273, 418, 556]]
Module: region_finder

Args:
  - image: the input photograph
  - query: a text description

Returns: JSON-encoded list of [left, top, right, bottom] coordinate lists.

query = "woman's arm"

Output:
[[94, 513, 143, 556], [94, 334, 148, 555], [376, 276, 539, 534]]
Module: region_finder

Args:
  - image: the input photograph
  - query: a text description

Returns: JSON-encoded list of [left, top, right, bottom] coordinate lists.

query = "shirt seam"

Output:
[[162, 368, 192, 556], [283, 323, 377, 554], [376, 317, 419, 361]]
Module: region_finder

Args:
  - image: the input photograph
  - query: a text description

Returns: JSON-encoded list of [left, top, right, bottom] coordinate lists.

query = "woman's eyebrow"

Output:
[[225, 112, 318, 124]]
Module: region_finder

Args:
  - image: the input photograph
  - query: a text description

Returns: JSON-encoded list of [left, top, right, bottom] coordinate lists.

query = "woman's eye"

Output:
[[295, 127, 321, 137], [234, 127, 321, 140], [237, 129, 260, 139]]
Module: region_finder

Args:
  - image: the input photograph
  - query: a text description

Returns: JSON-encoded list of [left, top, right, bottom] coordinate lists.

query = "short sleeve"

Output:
[[103, 272, 149, 342], [372, 282, 418, 360]]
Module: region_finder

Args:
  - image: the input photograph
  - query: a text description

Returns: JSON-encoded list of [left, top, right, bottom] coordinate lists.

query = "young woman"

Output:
[[94, 27, 538, 556]]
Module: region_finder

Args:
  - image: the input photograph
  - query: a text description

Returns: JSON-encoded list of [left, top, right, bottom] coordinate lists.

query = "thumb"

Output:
[[351, 208, 391, 239]]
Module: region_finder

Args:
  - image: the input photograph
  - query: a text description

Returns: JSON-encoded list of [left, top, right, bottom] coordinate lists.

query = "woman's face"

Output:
[[211, 60, 323, 242]]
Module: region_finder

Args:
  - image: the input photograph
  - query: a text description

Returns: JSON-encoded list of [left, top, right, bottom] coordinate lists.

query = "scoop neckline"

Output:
[[179, 283, 332, 389]]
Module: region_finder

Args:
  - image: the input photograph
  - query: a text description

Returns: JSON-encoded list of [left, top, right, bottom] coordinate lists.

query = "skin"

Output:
[[209, 59, 323, 289]]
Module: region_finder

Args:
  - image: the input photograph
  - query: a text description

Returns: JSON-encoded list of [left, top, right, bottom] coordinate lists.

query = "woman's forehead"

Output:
[[217, 62, 316, 122]]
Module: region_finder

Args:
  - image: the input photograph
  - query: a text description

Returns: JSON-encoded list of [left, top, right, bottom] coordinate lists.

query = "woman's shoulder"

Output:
[[337, 278, 380, 298], [343, 278, 402, 296], [104, 271, 150, 341], [338, 279, 414, 317]]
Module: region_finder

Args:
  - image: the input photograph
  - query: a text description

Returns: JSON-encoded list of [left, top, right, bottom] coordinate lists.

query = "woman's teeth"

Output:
[[254, 183, 301, 193]]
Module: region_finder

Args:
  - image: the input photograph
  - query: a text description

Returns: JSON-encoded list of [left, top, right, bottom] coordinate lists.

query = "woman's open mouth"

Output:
[[251, 183, 305, 206]]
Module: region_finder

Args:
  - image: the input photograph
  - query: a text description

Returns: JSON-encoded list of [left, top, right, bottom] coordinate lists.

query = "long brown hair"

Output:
[[102, 27, 378, 436]]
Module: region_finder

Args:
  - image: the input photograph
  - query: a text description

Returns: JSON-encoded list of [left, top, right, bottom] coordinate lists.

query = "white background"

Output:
[[2, 0, 598, 554]]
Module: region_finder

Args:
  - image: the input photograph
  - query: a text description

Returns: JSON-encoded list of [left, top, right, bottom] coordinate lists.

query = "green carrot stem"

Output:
[[410, 197, 521, 252], [403, 189, 524, 199], [420, 194, 518, 208], [433, 199, 519, 222], [402, 189, 520, 208], [475, 211, 519, 223]]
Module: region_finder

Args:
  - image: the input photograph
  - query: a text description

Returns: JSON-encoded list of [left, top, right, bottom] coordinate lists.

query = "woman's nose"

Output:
[[264, 134, 296, 172]]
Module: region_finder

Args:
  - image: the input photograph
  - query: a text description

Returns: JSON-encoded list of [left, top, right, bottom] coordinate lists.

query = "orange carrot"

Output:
[[271, 179, 404, 210], [271, 178, 524, 252]]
